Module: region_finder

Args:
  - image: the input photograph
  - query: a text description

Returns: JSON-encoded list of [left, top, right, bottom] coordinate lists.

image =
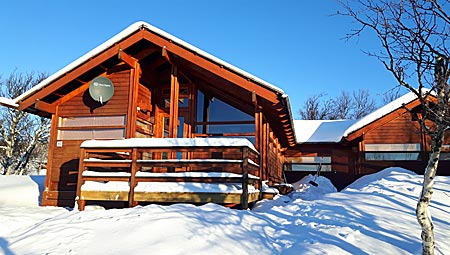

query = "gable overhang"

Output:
[[0, 97, 18, 108], [13, 22, 296, 147]]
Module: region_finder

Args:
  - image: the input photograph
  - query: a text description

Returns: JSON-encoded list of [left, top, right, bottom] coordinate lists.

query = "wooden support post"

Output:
[[357, 133, 366, 175], [42, 114, 58, 206], [240, 147, 249, 209], [262, 120, 268, 181], [202, 95, 210, 134], [76, 148, 87, 211], [129, 148, 138, 207], [169, 64, 179, 138], [126, 61, 141, 138], [189, 83, 198, 138]]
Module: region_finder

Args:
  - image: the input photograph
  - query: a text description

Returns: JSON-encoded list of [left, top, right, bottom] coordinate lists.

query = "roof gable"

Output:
[[9, 21, 296, 146], [14, 21, 285, 104], [343, 90, 432, 141]]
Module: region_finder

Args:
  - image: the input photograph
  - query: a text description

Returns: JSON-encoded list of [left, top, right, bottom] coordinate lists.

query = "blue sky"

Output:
[[0, 0, 403, 117]]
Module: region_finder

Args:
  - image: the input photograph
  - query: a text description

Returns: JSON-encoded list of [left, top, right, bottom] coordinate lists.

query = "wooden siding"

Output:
[[57, 70, 131, 116], [42, 70, 131, 206], [363, 112, 422, 144]]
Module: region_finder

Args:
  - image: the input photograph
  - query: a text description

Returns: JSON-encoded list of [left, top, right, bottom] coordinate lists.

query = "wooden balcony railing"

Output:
[[76, 138, 260, 210]]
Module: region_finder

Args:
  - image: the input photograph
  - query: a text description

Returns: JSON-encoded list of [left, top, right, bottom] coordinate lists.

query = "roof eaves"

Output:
[[0, 97, 19, 108]]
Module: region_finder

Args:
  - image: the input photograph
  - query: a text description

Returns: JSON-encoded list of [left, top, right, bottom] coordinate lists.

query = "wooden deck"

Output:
[[76, 138, 261, 210]]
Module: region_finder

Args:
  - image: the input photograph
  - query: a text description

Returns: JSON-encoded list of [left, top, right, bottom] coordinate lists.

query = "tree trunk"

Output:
[[416, 137, 441, 255], [416, 87, 447, 255]]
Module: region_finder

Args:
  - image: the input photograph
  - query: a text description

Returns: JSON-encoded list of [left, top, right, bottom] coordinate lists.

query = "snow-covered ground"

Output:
[[1, 168, 449, 255]]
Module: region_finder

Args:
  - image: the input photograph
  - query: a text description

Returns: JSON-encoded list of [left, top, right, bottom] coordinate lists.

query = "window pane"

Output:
[[208, 124, 255, 134], [93, 129, 125, 139], [58, 130, 93, 140], [286, 164, 332, 172], [286, 156, 331, 164], [365, 152, 420, 161], [59, 116, 125, 127], [58, 129, 125, 140], [365, 143, 420, 151]]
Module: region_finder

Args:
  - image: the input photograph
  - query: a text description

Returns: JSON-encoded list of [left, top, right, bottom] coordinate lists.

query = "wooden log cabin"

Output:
[[9, 22, 295, 208], [285, 91, 450, 189], [3, 21, 449, 207]]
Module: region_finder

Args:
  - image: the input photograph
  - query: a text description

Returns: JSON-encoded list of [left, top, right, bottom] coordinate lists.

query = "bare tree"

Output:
[[298, 92, 333, 120], [339, 1, 450, 254], [382, 86, 402, 104], [351, 89, 377, 119], [300, 89, 377, 120], [0, 71, 50, 175], [329, 91, 352, 119]]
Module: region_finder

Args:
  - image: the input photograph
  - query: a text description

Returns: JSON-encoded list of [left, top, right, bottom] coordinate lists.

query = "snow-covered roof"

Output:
[[13, 21, 285, 104], [294, 119, 357, 143], [294, 90, 428, 144], [342, 90, 423, 137], [81, 137, 257, 152], [0, 97, 18, 108]]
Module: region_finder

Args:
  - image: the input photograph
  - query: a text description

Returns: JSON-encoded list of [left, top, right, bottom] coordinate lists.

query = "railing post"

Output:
[[241, 146, 249, 209], [128, 148, 138, 207], [76, 148, 87, 211]]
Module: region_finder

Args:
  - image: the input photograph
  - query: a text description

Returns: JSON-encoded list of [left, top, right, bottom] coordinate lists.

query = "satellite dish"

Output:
[[89, 76, 114, 104]]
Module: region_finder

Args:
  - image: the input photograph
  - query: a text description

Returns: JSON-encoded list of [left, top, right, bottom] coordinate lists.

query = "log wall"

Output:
[[42, 70, 131, 206]]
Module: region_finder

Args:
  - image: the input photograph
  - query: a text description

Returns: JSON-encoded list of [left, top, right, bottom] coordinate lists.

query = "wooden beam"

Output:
[[252, 91, 258, 107], [126, 61, 141, 138], [134, 47, 158, 60], [34, 99, 56, 114], [80, 191, 129, 201], [134, 191, 259, 204], [162, 46, 174, 65], [118, 49, 138, 68], [52, 71, 108, 106], [19, 30, 146, 111]]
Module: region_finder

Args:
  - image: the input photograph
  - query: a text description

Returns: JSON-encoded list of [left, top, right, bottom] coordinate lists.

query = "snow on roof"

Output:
[[13, 21, 285, 104], [294, 119, 356, 143], [294, 90, 427, 144], [342, 90, 423, 137], [80, 137, 257, 152], [0, 97, 18, 108]]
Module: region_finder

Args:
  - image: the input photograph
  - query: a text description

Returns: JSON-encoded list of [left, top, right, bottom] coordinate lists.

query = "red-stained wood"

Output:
[[19, 30, 146, 110], [118, 49, 138, 68], [34, 99, 56, 114], [142, 31, 279, 104], [169, 64, 179, 138], [75, 141, 260, 210], [345, 99, 423, 141]]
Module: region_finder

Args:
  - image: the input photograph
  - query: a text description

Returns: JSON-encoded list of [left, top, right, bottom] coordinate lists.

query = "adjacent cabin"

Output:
[[8, 22, 295, 208], [285, 91, 450, 189]]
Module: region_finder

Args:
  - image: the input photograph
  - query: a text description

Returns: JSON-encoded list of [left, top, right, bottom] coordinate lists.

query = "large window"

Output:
[[195, 90, 255, 144], [57, 116, 126, 140], [284, 156, 332, 172], [364, 143, 420, 161]]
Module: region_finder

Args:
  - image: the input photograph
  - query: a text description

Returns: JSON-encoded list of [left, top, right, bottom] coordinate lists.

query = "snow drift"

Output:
[[0, 168, 449, 255]]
